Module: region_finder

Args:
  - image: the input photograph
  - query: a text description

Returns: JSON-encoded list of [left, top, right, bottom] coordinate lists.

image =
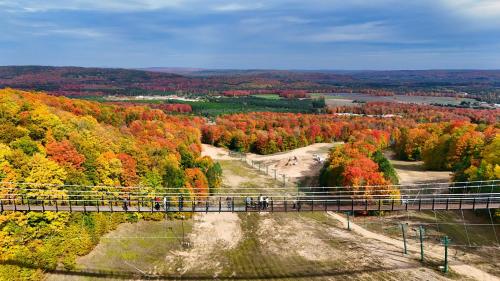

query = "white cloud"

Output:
[[0, 0, 268, 13], [305, 22, 390, 43], [212, 2, 264, 12], [0, 0, 187, 12], [439, 0, 500, 23]]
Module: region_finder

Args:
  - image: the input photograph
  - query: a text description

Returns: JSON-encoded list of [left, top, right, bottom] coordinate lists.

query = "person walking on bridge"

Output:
[[154, 197, 161, 211], [163, 196, 170, 212], [122, 198, 128, 211], [178, 194, 184, 211]]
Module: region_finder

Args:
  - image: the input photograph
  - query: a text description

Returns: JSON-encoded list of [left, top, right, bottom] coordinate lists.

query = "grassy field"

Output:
[[252, 94, 282, 100], [311, 93, 478, 107]]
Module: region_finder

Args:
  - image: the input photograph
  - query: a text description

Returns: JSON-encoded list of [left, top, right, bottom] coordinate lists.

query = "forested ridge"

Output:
[[1, 66, 499, 103], [0, 88, 222, 279]]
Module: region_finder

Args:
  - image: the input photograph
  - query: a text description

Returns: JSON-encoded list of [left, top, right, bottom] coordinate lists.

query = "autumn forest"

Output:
[[0, 66, 499, 280]]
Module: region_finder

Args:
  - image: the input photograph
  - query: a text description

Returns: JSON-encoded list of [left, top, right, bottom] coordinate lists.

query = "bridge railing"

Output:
[[1, 194, 499, 212]]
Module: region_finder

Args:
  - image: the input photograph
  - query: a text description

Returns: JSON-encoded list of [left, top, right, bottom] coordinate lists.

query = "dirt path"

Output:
[[327, 212, 499, 281], [384, 151, 451, 185]]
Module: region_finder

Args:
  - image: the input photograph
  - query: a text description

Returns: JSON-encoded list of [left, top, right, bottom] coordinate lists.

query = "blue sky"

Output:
[[1, 0, 500, 69]]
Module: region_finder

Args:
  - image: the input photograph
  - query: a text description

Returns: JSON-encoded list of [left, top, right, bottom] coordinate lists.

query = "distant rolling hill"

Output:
[[0, 66, 499, 102]]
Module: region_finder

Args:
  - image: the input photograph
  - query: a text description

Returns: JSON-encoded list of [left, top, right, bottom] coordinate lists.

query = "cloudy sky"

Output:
[[1, 0, 500, 69]]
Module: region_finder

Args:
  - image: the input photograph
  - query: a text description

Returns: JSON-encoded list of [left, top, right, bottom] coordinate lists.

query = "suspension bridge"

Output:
[[0, 180, 499, 213]]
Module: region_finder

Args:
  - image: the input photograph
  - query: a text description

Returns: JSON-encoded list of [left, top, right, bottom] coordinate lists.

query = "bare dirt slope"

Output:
[[385, 151, 451, 184], [328, 212, 499, 281], [202, 143, 337, 185]]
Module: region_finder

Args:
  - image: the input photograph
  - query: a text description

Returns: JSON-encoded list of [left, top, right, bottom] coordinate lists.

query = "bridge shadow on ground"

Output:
[[2, 260, 436, 280]]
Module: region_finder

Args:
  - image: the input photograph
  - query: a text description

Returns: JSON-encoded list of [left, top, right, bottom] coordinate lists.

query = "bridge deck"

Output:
[[1, 200, 499, 213]]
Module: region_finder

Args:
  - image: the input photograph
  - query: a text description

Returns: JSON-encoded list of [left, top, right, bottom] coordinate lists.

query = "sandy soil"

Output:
[[202, 143, 338, 185], [256, 213, 451, 280], [167, 212, 242, 277], [385, 151, 452, 185], [328, 212, 499, 281], [257, 214, 336, 261]]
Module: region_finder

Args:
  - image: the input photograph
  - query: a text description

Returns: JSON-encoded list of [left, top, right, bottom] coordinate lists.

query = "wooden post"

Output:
[[391, 199, 394, 211], [351, 199, 354, 212], [284, 197, 287, 212], [378, 199, 381, 212], [419, 198, 422, 211], [446, 198, 449, 210], [432, 198, 435, 210], [472, 197, 476, 211]]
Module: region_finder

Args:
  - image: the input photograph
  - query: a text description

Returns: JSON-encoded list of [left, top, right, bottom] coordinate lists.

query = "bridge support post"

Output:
[[206, 200, 209, 213], [473, 198, 476, 211], [346, 212, 351, 231], [0, 200, 3, 212], [68, 199, 71, 212], [419, 225, 424, 262], [351, 199, 354, 212], [419, 198, 422, 211], [378, 199, 381, 212], [284, 197, 287, 212], [442, 236, 449, 273], [432, 198, 435, 211], [401, 224, 407, 255], [391, 199, 394, 211]]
